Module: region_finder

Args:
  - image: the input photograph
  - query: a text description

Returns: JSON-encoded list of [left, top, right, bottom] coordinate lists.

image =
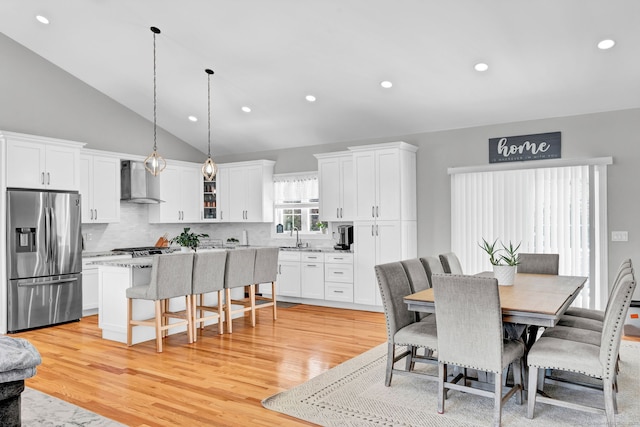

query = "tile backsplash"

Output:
[[82, 202, 336, 252]]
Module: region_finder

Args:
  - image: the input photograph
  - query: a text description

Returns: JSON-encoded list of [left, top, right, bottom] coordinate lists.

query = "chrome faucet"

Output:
[[291, 227, 301, 247]]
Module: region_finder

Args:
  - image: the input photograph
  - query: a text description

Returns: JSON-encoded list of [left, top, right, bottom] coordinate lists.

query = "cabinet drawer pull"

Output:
[[306, 264, 317, 267], [337, 207, 340, 218], [333, 257, 343, 260], [41, 172, 45, 185], [371, 206, 375, 218], [47, 172, 51, 185], [333, 290, 344, 294], [334, 271, 343, 274]]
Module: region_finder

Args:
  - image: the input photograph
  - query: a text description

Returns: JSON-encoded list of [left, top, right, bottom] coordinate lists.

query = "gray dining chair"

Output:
[[563, 259, 632, 322], [420, 256, 445, 288], [375, 262, 438, 386], [400, 259, 433, 322], [517, 253, 559, 275], [224, 248, 257, 333], [516, 253, 560, 348], [191, 250, 227, 341], [438, 252, 463, 274], [253, 247, 280, 322], [126, 253, 194, 353], [527, 269, 636, 426], [431, 274, 524, 427]]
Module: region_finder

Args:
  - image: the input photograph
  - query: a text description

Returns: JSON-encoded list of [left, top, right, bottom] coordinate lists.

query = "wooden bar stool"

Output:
[[126, 253, 194, 353], [253, 247, 279, 322], [223, 248, 257, 333], [191, 250, 227, 341]]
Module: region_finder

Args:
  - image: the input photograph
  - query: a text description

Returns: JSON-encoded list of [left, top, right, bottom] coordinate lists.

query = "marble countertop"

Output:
[[90, 257, 153, 268]]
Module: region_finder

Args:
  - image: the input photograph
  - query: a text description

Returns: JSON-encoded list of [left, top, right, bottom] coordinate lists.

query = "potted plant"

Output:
[[479, 238, 520, 286], [226, 237, 239, 248], [317, 222, 328, 234], [171, 227, 209, 252]]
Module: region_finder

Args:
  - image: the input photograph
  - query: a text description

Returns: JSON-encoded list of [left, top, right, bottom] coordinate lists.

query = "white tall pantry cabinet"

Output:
[[315, 151, 354, 221], [351, 142, 417, 306]]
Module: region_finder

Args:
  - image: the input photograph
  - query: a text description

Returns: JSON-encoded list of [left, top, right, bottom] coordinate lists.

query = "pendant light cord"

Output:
[[206, 69, 214, 157], [152, 27, 160, 152]]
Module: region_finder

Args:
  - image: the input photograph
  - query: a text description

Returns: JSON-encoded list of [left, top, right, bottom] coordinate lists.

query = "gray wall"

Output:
[[218, 108, 640, 281], [3, 32, 639, 282], [0, 33, 204, 162]]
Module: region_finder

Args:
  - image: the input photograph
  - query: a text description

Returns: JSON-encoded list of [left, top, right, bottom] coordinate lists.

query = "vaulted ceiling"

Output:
[[1, 1, 639, 156]]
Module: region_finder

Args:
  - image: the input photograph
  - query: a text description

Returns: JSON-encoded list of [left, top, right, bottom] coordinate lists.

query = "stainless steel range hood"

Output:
[[120, 160, 164, 204]]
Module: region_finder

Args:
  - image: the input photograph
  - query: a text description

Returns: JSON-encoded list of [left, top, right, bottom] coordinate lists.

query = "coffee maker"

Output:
[[334, 225, 354, 250]]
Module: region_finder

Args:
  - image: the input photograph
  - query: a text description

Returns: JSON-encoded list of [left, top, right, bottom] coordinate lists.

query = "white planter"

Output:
[[180, 247, 192, 253], [493, 265, 516, 286]]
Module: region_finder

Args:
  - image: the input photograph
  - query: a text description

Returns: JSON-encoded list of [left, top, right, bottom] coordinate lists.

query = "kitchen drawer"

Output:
[[301, 252, 324, 263], [324, 253, 353, 264], [325, 282, 353, 303], [278, 251, 302, 262], [325, 263, 353, 283]]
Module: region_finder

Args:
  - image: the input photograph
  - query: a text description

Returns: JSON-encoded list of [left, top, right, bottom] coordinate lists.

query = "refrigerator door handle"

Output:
[[44, 206, 51, 265], [17, 277, 79, 287], [49, 207, 58, 270]]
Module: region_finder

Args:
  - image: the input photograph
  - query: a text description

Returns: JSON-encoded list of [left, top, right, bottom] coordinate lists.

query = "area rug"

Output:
[[21, 387, 125, 426], [263, 341, 640, 426]]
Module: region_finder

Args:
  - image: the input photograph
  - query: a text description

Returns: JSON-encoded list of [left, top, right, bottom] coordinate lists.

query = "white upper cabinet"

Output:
[[219, 160, 275, 223], [351, 142, 417, 222], [216, 167, 230, 222], [3, 131, 84, 191], [79, 152, 120, 223], [148, 163, 201, 223], [315, 152, 354, 221]]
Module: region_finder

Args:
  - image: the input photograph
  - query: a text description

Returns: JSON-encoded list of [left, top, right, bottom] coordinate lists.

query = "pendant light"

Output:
[[144, 26, 167, 176], [201, 68, 217, 180]]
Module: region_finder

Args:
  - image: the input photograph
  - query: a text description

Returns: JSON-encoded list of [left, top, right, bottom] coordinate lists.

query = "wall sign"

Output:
[[489, 131, 561, 163]]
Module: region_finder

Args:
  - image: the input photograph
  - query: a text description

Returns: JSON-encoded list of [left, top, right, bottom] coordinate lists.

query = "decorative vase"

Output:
[[493, 265, 516, 286]]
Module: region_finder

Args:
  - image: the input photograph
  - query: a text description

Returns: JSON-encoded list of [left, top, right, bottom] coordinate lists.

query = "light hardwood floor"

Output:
[[14, 305, 387, 426]]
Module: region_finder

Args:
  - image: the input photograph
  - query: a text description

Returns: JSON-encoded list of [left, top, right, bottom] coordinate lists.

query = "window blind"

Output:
[[451, 165, 592, 308]]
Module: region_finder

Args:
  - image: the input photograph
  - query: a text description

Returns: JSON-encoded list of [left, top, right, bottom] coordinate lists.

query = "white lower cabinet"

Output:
[[82, 255, 130, 316], [301, 253, 324, 299], [324, 253, 354, 302], [277, 251, 302, 297]]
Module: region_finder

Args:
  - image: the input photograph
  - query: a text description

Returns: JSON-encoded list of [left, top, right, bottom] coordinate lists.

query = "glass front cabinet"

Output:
[[202, 176, 218, 221]]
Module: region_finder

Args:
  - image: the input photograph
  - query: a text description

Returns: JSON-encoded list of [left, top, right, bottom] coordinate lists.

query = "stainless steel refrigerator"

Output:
[[6, 189, 82, 332]]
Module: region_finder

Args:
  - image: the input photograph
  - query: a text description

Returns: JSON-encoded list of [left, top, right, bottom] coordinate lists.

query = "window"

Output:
[[274, 173, 324, 234], [450, 160, 610, 310]]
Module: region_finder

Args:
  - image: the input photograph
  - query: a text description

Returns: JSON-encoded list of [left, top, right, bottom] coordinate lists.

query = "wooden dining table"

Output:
[[404, 273, 587, 328]]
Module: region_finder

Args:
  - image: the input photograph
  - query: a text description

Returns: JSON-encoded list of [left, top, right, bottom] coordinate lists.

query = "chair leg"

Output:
[[185, 295, 193, 344], [217, 290, 224, 335], [494, 372, 503, 427], [537, 367, 546, 392], [385, 342, 395, 386], [126, 298, 133, 346], [271, 281, 277, 320], [154, 300, 163, 353], [191, 295, 198, 342], [513, 359, 523, 405], [604, 378, 615, 426], [527, 366, 538, 419], [225, 288, 233, 334], [250, 284, 256, 327], [438, 363, 446, 414]]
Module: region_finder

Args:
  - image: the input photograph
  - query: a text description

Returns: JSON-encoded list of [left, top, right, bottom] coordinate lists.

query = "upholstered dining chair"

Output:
[[126, 253, 194, 353], [374, 262, 438, 386], [527, 269, 636, 426], [516, 253, 560, 348], [431, 274, 524, 427], [400, 259, 433, 321], [224, 248, 257, 333], [438, 252, 463, 274], [517, 253, 559, 275], [420, 256, 445, 287], [563, 259, 632, 322], [191, 250, 227, 341], [253, 247, 280, 322]]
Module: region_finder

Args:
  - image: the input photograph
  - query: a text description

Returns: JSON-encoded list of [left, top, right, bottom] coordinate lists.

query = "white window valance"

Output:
[[274, 172, 318, 205]]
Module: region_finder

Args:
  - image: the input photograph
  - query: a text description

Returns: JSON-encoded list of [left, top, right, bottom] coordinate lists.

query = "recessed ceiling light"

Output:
[[597, 39, 615, 50], [305, 95, 316, 102], [241, 106, 251, 113], [380, 81, 393, 89], [36, 15, 49, 24], [188, 116, 198, 122], [474, 63, 489, 72]]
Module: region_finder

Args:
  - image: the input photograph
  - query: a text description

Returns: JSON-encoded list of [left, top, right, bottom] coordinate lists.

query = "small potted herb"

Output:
[[226, 237, 239, 248], [317, 222, 328, 234], [171, 227, 209, 252]]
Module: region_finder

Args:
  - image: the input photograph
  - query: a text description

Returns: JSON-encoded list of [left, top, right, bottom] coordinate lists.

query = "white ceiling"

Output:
[[1, 1, 639, 156]]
